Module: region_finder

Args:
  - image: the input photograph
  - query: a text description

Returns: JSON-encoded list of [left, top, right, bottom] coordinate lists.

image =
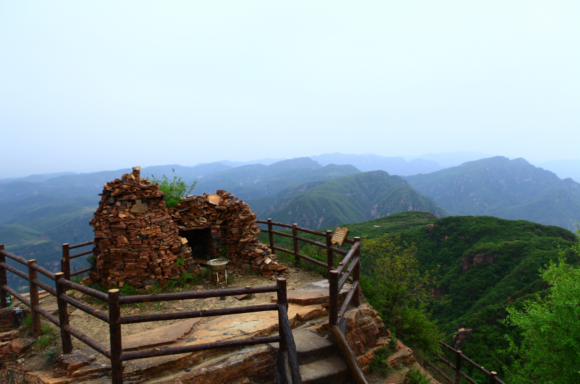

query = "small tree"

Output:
[[149, 168, 197, 208], [503, 228, 580, 384], [361, 234, 445, 352]]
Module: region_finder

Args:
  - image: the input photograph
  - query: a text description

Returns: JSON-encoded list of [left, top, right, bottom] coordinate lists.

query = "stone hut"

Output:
[[172, 190, 286, 276], [88, 167, 197, 289]]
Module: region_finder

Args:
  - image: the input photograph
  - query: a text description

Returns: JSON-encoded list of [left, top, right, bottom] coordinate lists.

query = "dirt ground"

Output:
[[10, 263, 326, 373]]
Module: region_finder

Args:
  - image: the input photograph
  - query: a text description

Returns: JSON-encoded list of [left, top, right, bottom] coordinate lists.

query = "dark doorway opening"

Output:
[[179, 228, 212, 260]]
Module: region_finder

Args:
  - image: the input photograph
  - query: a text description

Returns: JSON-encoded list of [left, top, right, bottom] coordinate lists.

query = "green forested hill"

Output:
[[404, 156, 580, 230], [196, 159, 360, 199], [290, 212, 578, 378], [248, 171, 446, 228]]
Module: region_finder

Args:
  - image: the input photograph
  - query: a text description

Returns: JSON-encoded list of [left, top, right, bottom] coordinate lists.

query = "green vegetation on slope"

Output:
[[264, 211, 578, 380], [249, 171, 446, 229], [405, 156, 580, 231]]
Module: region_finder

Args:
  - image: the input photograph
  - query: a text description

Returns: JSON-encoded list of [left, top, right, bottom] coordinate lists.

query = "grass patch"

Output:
[[44, 346, 58, 364], [41, 325, 53, 335], [405, 367, 432, 384], [35, 335, 53, 350], [369, 347, 395, 377], [23, 314, 33, 328]]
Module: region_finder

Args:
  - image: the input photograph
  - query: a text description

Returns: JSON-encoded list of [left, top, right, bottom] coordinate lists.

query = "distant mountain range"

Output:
[[405, 156, 580, 230], [248, 171, 446, 229], [310, 153, 441, 176]]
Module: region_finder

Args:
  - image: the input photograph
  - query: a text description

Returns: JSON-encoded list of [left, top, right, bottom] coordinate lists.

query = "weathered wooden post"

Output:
[[329, 270, 339, 326], [489, 371, 498, 384], [55, 272, 73, 354], [276, 278, 289, 384], [0, 244, 7, 308], [454, 349, 463, 384], [292, 224, 300, 267], [27, 259, 41, 337], [62, 243, 71, 281], [353, 237, 361, 307], [108, 289, 123, 384], [326, 230, 334, 271], [267, 219, 275, 253]]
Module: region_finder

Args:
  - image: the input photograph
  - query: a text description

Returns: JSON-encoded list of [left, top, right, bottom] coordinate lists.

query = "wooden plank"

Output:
[[69, 240, 94, 250], [330, 325, 369, 384]]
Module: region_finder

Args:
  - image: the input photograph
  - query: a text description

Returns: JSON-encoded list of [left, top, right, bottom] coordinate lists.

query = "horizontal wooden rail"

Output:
[[0, 262, 30, 281], [296, 253, 328, 269], [64, 324, 111, 358], [121, 335, 281, 361], [34, 306, 61, 327], [328, 246, 347, 256], [119, 285, 278, 304], [423, 359, 453, 383], [0, 249, 28, 265], [272, 246, 294, 255], [71, 267, 91, 277], [58, 278, 109, 302], [70, 249, 93, 259], [436, 342, 505, 384], [69, 241, 94, 250], [336, 243, 359, 274], [296, 227, 326, 237], [30, 263, 56, 280], [338, 257, 359, 290], [119, 303, 279, 324], [59, 293, 110, 323], [2, 285, 31, 307], [31, 278, 56, 296], [338, 281, 359, 319], [295, 235, 327, 249], [270, 230, 294, 239]]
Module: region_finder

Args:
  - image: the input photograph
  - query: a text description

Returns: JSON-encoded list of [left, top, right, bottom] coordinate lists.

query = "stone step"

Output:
[[300, 355, 349, 384], [270, 330, 336, 365]]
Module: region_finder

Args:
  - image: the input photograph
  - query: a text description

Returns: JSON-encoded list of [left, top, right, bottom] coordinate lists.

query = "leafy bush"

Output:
[[23, 314, 32, 328], [36, 335, 53, 350], [120, 284, 137, 296], [44, 346, 57, 364], [502, 229, 580, 383], [405, 367, 432, 384], [369, 347, 393, 377], [149, 169, 197, 208]]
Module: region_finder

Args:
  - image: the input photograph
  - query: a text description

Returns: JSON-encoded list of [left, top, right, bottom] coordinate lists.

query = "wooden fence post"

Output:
[[353, 237, 361, 307], [267, 219, 275, 253], [0, 245, 6, 308], [276, 278, 289, 384], [27, 259, 41, 337], [454, 350, 463, 384], [489, 371, 497, 384], [62, 243, 71, 281], [292, 224, 300, 268], [326, 230, 334, 271], [55, 272, 73, 354], [329, 270, 339, 326], [108, 289, 123, 384]]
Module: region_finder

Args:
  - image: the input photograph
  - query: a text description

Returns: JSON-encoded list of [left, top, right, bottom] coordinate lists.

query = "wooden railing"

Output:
[[425, 341, 505, 384], [61, 240, 94, 281], [0, 243, 302, 384], [257, 219, 368, 384]]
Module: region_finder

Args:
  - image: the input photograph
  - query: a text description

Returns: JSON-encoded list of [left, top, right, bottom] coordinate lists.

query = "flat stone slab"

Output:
[[123, 319, 202, 351], [271, 280, 352, 305]]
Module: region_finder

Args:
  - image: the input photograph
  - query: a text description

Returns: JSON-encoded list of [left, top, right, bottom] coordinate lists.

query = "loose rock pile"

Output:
[[0, 307, 31, 363], [173, 190, 288, 277], [88, 167, 197, 289]]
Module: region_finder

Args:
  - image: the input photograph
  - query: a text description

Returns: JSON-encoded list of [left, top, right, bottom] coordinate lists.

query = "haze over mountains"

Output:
[[1, 151, 580, 290]]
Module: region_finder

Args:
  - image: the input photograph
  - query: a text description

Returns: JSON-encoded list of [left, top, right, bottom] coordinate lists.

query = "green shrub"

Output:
[[44, 346, 57, 364], [369, 347, 393, 377], [149, 169, 197, 208], [23, 314, 32, 328], [405, 367, 432, 384], [176, 257, 185, 267], [120, 284, 137, 296], [41, 326, 52, 335], [36, 335, 53, 350]]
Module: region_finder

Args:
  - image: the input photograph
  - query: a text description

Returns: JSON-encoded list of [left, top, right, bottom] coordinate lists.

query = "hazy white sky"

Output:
[[1, 1, 579, 177]]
